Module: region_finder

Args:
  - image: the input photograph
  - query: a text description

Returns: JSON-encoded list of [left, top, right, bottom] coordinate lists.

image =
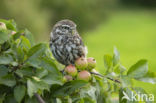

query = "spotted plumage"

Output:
[[49, 20, 87, 66]]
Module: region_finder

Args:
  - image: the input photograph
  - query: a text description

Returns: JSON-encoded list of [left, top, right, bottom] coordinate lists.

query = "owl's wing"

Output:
[[74, 35, 88, 57]]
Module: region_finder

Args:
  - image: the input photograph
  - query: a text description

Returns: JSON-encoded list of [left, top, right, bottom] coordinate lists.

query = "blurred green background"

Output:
[[0, 0, 156, 97]]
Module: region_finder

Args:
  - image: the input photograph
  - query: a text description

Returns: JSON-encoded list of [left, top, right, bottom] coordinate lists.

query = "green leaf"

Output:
[[24, 29, 35, 46], [119, 88, 127, 103], [15, 46, 25, 63], [13, 36, 31, 62], [127, 59, 148, 79], [104, 54, 112, 69], [0, 54, 13, 65], [27, 43, 47, 61], [80, 85, 97, 101], [53, 80, 88, 97], [32, 78, 49, 91], [113, 47, 120, 66], [27, 79, 49, 98], [24, 96, 38, 103], [26, 58, 42, 68], [20, 36, 31, 50], [114, 64, 126, 74], [83, 97, 96, 103], [40, 57, 59, 72], [14, 85, 26, 103], [1, 39, 11, 51], [16, 67, 34, 77], [137, 71, 156, 84], [40, 57, 63, 85], [0, 65, 9, 77], [133, 87, 153, 103], [41, 73, 63, 85], [27, 57, 63, 85], [77, 99, 84, 103], [114, 66, 120, 74], [0, 93, 5, 103], [119, 88, 138, 103], [27, 79, 37, 97], [36, 68, 48, 79], [4, 94, 17, 103], [120, 75, 132, 88], [78, 98, 96, 103], [0, 74, 16, 87], [56, 98, 62, 103], [12, 30, 24, 40], [0, 19, 17, 31], [0, 31, 10, 44]]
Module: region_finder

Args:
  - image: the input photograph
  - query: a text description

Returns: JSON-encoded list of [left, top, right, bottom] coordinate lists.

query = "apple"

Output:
[[0, 22, 7, 31], [65, 64, 77, 77], [63, 75, 73, 82], [77, 70, 91, 81], [11, 31, 16, 35], [75, 57, 88, 70], [87, 57, 96, 70]]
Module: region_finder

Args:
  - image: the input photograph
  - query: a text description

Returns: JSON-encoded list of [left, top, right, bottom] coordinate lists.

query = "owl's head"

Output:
[[52, 19, 77, 36]]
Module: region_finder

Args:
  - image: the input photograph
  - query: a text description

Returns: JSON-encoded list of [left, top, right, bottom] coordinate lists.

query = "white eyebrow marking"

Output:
[[62, 25, 70, 27]]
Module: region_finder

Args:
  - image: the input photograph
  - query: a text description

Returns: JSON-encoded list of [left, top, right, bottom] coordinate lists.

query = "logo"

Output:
[[122, 91, 154, 102]]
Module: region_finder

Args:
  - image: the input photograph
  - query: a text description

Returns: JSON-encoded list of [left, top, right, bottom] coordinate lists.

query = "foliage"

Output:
[[0, 19, 156, 103]]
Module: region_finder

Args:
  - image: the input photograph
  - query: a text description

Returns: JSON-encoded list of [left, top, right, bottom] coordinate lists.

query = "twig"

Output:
[[34, 93, 46, 103], [11, 63, 24, 72], [106, 77, 121, 83], [90, 71, 121, 84], [61, 70, 121, 83]]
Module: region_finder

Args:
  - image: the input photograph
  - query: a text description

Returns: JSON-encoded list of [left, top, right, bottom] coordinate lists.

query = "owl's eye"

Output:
[[62, 25, 70, 30], [65, 26, 69, 30]]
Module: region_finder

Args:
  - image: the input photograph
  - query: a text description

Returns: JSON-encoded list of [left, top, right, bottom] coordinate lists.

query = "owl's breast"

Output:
[[50, 35, 86, 65]]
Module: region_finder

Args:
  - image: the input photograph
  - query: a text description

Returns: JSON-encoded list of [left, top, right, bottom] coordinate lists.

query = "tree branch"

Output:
[[34, 93, 46, 103], [90, 71, 121, 83], [61, 70, 121, 83]]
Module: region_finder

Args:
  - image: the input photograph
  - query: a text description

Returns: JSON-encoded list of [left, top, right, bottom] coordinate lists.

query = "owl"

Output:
[[49, 20, 87, 66]]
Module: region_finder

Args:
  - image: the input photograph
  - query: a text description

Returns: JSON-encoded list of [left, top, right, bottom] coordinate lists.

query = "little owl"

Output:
[[49, 20, 87, 66]]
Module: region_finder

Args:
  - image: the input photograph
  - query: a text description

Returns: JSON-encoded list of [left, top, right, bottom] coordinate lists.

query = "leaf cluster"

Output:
[[0, 19, 156, 103]]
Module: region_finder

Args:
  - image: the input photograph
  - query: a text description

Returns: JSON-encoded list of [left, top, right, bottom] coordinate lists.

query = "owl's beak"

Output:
[[72, 29, 75, 35], [71, 27, 76, 35]]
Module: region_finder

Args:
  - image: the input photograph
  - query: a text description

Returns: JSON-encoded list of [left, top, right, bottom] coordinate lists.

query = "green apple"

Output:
[[63, 75, 73, 82], [65, 65, 77, 77], [77, 70, 91, 81], [87, 57, 96, 70], [0, 22, 7, 31], [75, 57, 88, 70]]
